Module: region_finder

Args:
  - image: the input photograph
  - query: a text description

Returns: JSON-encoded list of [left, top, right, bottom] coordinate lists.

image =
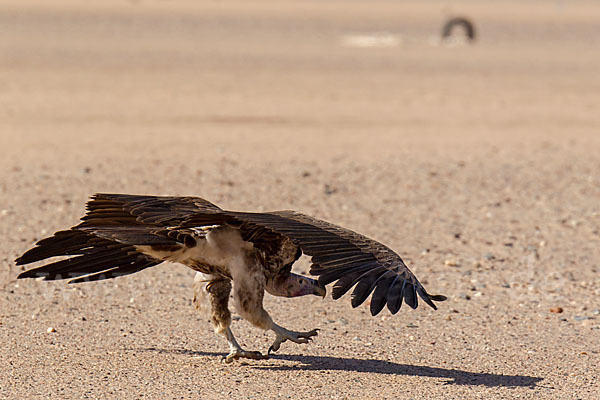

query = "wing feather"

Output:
[[224, 211, 445, 315], [16, 194, 225, 283], [350, 266, 390, 308], [369, 273, 396, 316], [17, 230, 161, 282], [316, 262, 378, 286], [386, 277, 406, 314], [224, 210, 446, 314]]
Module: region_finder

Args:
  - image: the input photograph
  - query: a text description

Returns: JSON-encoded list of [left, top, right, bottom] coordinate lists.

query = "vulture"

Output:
[[16, 194, 446, 362]]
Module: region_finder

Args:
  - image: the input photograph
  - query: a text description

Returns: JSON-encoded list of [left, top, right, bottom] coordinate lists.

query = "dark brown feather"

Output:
[[17, 230, 160, 281], [223, 210, 446, 314]]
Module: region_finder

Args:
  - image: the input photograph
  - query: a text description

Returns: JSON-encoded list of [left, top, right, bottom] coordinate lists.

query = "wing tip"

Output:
[[16, 270, 33, 279], [418, 289, 448, 311], [430, 294, 448, 302], [14, 249, 40, 266]]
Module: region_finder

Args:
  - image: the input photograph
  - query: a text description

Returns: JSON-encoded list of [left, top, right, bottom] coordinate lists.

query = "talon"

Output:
[[222, 349, 267, 363], [221, 355, 235, 364], [268, 325, 320, 353], [268, 337, 286, 355]]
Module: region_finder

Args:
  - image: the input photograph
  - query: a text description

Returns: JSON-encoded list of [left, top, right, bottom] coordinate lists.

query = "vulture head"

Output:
[[266, 273, 326, 298]]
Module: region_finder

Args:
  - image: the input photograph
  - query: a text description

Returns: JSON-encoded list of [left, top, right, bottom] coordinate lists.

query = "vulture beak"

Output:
[[313, 284, 326, 298]]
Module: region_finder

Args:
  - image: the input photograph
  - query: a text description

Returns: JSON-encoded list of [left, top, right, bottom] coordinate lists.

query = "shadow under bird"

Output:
[[16, 194, 446, 362]]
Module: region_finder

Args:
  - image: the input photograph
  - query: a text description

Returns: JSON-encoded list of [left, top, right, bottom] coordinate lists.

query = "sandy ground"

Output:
[[1, 0, 599, 398]]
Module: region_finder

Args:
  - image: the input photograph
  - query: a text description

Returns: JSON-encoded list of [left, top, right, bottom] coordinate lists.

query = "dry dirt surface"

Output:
[[1, 1, 599, 399]]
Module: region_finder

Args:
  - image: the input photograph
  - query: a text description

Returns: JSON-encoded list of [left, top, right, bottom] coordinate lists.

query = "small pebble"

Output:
[[574, 316, 589, 321], [47, 327, 56, 333], [324, 184, 337, 195], [550, 307, 564, 313], [445, 259, 460, 267]]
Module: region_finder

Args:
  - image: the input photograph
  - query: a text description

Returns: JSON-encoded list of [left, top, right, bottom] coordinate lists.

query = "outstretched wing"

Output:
[[221, 210, 447, 316], [16, 194, 226, 283]]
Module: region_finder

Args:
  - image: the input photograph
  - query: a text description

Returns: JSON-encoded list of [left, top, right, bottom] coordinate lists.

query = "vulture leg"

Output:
[[231, 263, 319, 356], [193, 273, 267, 363]]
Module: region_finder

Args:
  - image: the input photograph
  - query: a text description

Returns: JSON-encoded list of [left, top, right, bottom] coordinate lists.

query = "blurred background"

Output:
[[2, 0, 598, 217], [1, 0, 599, 398]]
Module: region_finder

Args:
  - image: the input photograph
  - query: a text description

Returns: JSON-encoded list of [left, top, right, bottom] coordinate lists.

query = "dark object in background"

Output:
[[442, 17, 476, 42]]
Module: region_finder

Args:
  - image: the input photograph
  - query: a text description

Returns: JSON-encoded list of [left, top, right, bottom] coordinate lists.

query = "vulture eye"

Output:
[[299, 279, 305, 285]]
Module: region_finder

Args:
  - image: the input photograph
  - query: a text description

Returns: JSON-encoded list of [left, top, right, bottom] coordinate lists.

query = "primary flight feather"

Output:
[[16, 193, 446, 362]]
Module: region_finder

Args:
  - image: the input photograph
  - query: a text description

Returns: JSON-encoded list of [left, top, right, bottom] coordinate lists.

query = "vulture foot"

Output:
[[222, 348, 268, 363], [268, 324, 319, 355], [221, 327, 268, 363]]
